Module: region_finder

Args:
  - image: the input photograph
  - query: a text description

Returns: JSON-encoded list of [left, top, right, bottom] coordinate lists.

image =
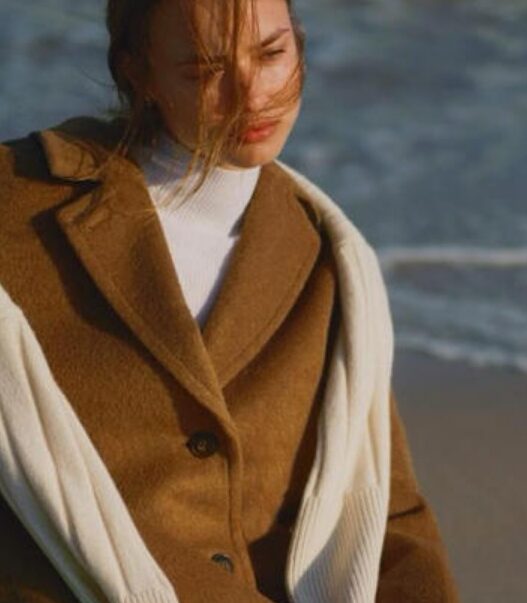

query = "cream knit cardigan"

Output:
[[0, 161, 394, 603]]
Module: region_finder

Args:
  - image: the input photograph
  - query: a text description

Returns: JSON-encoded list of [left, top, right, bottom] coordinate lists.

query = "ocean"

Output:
[[1, 0, 526, 374]]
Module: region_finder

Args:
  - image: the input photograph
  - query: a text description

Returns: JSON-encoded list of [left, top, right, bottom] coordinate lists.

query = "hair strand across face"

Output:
[[105, 0, 306, 193]]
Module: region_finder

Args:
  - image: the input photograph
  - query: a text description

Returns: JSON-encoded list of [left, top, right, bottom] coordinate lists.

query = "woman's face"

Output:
[[145, 0, 302, 169]]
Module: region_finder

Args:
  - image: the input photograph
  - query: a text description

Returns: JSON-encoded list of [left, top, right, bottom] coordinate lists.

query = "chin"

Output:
[[223, 136, 287, 169]]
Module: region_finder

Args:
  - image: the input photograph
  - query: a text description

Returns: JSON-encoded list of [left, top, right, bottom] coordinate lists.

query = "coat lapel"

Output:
[[38, 122, 229, 423], [38, 119, 321, 413], [201, 161, 321, 387]]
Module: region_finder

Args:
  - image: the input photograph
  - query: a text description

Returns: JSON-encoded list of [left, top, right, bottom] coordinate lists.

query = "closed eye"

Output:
[[183, 48, 286, 80], [262, 48, 286, 59]]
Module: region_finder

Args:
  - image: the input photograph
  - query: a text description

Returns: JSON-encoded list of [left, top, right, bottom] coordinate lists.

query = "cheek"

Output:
[[264, 51, 302, 92], [155, 77, 190, 103], [267, 63, 295, 90], [155, 79, 200, 122], [149, 61, 197, 108]]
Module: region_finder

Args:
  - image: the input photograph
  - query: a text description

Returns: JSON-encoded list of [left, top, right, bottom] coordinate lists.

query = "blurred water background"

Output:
[[1, 0, 526, 375]]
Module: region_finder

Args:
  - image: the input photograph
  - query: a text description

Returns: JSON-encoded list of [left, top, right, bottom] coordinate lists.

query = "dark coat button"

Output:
[[186, 431, 219, 458], [211, 553, 234, 573]]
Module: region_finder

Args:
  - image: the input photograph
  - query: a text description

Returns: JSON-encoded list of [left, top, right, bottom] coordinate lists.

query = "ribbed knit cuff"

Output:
[[286, 485, 387, 603], [122, 589, 178, 603]]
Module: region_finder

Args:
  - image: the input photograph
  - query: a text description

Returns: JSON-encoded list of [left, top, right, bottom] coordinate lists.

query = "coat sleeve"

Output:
[[375, 389, 460, 603]]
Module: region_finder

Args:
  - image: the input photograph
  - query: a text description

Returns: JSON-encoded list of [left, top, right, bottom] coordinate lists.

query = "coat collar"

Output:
[[37, 118, 321, 419], [38, 116, 132, 182]]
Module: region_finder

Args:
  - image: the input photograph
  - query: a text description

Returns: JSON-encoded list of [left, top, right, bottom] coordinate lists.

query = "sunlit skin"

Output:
[[140, 0, 302, 169]]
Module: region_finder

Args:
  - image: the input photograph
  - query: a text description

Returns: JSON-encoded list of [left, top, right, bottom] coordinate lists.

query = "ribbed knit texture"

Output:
[[0, 160, 394, 603], [276, 161, 393, 603], [134, 134, 261, 327]]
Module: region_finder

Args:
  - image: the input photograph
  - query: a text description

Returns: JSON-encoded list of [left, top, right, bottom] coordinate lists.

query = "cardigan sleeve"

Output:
[[375, 389, 461, 603]]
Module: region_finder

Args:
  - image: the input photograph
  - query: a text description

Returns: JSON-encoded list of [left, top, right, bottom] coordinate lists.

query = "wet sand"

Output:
[[392, 349, 527, 603]]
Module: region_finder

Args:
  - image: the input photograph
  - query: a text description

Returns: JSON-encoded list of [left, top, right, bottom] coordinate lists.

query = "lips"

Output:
[[239, 120, 280, 143], [245, 120, 279, 132]]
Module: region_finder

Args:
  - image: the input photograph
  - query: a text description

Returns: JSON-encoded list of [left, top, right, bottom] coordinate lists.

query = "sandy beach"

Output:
[[392, 349, 527, 603]]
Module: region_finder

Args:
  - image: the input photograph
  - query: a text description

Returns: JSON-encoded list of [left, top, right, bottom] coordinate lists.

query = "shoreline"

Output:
[[391, 349, 526, 603]]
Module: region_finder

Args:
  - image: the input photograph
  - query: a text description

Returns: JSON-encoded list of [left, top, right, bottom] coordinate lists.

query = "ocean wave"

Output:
[[1, 0, 103, 23], [396, 332, 527, 375], [379, 246, 527, 270]]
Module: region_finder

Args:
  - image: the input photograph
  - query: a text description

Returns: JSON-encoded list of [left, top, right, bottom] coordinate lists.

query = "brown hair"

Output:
[[106, 0, 306, 196]]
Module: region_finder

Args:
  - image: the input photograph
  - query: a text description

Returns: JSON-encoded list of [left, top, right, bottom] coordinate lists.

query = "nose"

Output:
[[211, 55, 270, 123], [233, 57, 268, 112]]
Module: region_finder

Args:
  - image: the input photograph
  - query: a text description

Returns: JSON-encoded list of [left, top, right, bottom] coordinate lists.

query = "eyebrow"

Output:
[[175, 27, 291, 66]]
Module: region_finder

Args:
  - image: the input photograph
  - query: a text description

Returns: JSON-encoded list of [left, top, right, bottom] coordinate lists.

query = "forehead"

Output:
[[149, 0, 291, 57]]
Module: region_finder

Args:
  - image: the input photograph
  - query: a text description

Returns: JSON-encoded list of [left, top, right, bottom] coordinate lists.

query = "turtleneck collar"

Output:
[[133, 131, 262, 235]]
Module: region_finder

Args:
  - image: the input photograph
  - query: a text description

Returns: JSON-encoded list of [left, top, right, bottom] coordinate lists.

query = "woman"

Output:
[[0, 0, 459, 602]]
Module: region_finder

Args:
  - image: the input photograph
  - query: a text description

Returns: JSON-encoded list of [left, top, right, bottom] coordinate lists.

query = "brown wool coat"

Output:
[[0, 117, 459, 603]]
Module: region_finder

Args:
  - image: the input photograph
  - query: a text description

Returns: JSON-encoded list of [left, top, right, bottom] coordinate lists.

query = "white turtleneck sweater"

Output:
[[133, 134, 261, 328]]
